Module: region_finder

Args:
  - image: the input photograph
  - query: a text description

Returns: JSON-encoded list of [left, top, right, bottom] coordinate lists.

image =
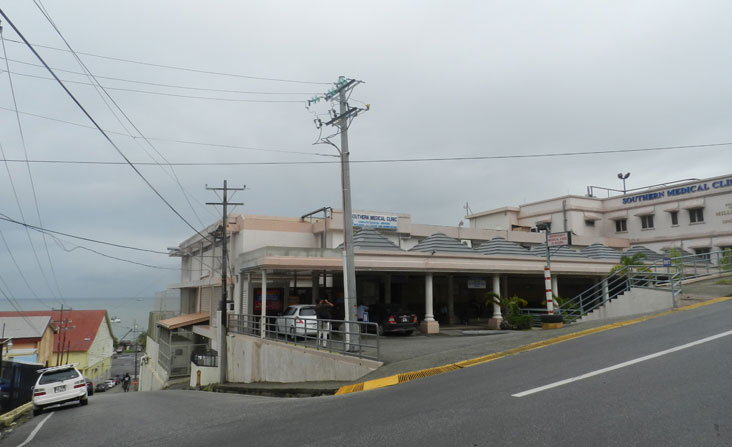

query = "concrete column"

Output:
[[602, 278, 609, 304], [420, 272, 439, 334], [233, 273, 242, 315], [488, 274, 503, 329], [384, 273, 392, 304], [260, 270, 267, 338], [447, 275, 457, 324], [551, 275, 559, 297], [311, 271, 320, 304]]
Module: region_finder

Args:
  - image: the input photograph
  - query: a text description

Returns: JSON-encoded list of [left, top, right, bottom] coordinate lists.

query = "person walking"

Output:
[[315, 297, 334, 347], [122, 372, 131, 392]]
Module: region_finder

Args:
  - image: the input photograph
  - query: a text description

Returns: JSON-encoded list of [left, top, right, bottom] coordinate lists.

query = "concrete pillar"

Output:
[[447, 275, 457, 324], [233, 273, 242, 315], [420, 272, 439, 334], [384, 273, 392, 304], [602, 278, 609, 304], [551, 275, 559, 297], [488, 274, 503, 329], [260, 270, 267, 338], [311, 271, 320, 304]]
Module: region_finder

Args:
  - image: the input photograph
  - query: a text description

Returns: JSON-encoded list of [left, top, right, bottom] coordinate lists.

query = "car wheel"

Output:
[[80, 397, 88, 406], [33, 406, 43, 416]]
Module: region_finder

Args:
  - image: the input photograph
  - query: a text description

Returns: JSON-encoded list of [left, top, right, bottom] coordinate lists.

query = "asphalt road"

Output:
[[5, 300, 731, 446]]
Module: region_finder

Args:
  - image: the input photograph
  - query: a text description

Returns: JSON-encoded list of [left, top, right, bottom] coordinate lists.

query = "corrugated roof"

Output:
[[409, 233, 475, 254], [625, 246, 663, 261], [581, 243, 622, 259], [157, 312, 209, 330], [530, 244, 586, 258], [339, 227, 402, 251], [474, 237, 532, 256], [0, 310, 109, 352], [0, 316, 51, 339]]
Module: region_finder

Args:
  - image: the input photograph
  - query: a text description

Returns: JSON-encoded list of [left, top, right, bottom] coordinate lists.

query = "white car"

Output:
[[32, 365, 88, 416], [275, 305, 318, 340], [105, 379, 116, 388]]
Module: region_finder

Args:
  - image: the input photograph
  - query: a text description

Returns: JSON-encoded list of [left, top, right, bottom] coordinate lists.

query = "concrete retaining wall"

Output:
[[138, 337, 168, 392], [190, 364, 220, 387], [579, 288, 674, 322], [226, 333, 381, 383]]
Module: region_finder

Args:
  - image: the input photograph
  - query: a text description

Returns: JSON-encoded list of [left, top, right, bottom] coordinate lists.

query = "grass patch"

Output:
[[714, 279, 732, 285]]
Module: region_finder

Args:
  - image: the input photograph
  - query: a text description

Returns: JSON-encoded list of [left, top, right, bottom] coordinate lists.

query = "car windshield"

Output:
[[284, 307, 298, 316], [39, 368, 79, 385], [300, 308, 316, 316]]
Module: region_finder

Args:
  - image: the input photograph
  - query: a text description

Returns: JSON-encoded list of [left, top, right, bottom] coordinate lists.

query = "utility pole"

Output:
[[133, 321, 138, 389], [53, 305, 73, 365], [308, 76, 369, 350], [206, 180, 244, 383]]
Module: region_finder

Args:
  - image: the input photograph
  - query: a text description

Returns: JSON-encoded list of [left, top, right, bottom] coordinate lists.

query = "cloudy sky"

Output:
[[1, 1, 731, 303]]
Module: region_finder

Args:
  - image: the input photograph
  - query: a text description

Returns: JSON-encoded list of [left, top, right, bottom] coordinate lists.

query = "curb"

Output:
[[336, 296, 732, 395], [212, 384, 338, 398], [0, 402, 32, 428]]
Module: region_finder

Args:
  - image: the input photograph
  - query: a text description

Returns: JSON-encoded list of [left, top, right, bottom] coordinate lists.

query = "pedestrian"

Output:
[[122, 372, 131, 392], [315, 297, 334, 347]]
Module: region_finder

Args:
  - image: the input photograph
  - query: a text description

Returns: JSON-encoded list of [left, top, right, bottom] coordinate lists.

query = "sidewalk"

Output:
[[210, 312, 675, 398]]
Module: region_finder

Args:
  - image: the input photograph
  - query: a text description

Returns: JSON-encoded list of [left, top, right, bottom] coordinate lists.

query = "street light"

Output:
[[617, 172, 630, 194]]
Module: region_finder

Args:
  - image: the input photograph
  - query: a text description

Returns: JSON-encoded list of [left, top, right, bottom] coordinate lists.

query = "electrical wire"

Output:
[[1, 141, 729, 167], [1, 37, 331, 85], [0, 213, 169, 254], [31, 1, 214, 228], [0, 56, 319, 95], [0, 105, 338, 157], [1, 28, 64, 300], [0, 8, 214, 245]]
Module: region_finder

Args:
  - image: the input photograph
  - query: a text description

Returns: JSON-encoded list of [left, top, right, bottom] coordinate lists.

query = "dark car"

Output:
[[95, 382, 108, 392], [85, 378, 94, 396], [367, 304, 418, 335]]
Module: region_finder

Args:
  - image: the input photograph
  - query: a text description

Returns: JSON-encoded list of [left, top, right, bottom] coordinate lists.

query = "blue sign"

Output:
[[663, 257, 672, 267], [622, 177, 732, 205]]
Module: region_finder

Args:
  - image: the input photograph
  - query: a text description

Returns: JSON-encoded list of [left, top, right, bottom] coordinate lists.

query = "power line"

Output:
[[0, 68, 307, 102], [0, 8, 214, 245], [0, 105, 338, 157], [0, 141, 729, 167], [2, 37, 331, 85], [1, 27, 64, 300], [0, 56, 320, 95], [0, 213, 168, 254]]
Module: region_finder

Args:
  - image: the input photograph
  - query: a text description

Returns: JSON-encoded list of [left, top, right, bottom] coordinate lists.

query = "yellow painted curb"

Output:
[[0, 402, 32, 427], [335, 296, 732, 395]]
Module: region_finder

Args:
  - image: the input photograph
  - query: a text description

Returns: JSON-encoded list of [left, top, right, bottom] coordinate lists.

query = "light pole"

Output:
[[617, 172, 630, 194]]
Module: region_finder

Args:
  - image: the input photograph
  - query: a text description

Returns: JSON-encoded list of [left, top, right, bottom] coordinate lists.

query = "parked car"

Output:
[[95, 382, 108, 392], [85, 378, 94, 396], [32, 364, 88, 416], [275, 305, 318, 340], [105, 379, 116, 388], [367, 304, 419, 335]]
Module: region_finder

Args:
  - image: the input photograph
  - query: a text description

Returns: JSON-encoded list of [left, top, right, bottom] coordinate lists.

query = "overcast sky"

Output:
[[1, 1, 731, 303]]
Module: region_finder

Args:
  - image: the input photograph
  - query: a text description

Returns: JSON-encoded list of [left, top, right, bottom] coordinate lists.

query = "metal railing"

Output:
[[191, 349, 218, 368], [228, 313, 380, 361], [521, 249, 732, 325]]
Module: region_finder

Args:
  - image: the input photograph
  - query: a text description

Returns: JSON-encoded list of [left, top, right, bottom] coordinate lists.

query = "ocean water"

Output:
[[0, 296, 180, 340]]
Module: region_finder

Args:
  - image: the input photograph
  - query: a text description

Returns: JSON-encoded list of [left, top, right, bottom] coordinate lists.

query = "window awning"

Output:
[[633, 206, 655, 216], [583, 212, 602, 221], [157, 312, 209, 330], [606, 210, 628, 220], [680, 198, 705, 209]]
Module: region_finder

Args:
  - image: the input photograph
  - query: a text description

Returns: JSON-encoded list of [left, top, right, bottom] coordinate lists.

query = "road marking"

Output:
[[512, 328, 732, 397], [16, 411, 53, 447]]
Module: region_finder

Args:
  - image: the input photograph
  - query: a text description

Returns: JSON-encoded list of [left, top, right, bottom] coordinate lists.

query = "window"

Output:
[[585, 220, 595, 227], [615, 219, 627, 232], [670, 211, 678, 226], [689, 208, 704, 223], [694, 247, 711, 261], [640, 215, 654, 229]]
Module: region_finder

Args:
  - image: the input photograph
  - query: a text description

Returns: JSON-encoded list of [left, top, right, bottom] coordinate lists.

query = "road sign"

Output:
[[547, 232, 572, 247], [663, 257, 672, 267]]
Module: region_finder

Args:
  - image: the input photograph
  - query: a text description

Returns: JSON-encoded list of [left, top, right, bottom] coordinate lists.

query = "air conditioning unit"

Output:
[[530, 227, 538, 233], [461, 240, 472, 248]]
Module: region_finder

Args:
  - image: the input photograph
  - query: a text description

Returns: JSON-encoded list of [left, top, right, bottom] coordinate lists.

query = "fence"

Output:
[[1, 360, 40, 414], [157, 327, 210, 377], [228, 314, 380, 361]]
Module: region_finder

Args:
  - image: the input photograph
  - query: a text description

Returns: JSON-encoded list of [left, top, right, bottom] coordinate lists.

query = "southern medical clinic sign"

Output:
[[622, 177, 732, 204], [352, 213, 398, 230]]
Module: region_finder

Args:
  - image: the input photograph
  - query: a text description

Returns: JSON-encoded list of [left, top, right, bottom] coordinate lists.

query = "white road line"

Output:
[[15, 411, 53, 447], [512, 328, 732, 398]]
